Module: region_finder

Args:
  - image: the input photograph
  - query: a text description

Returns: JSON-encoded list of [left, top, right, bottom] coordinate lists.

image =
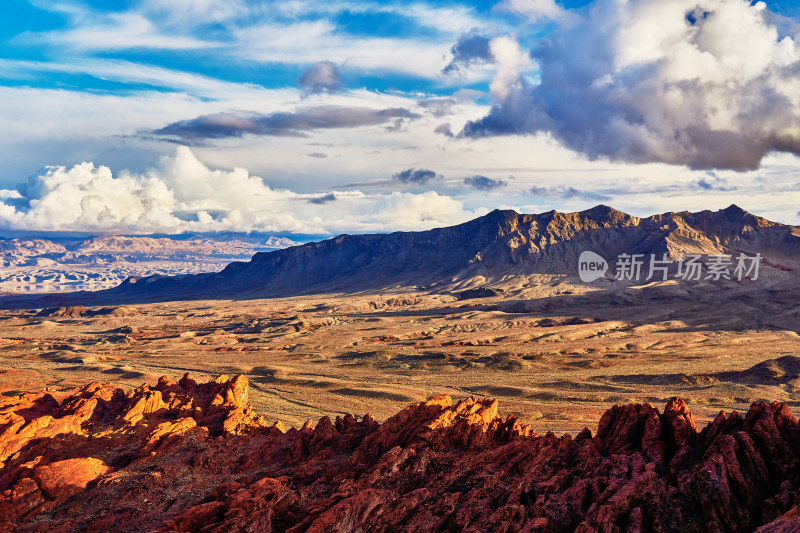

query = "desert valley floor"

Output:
[[2, 279, 799, 434]]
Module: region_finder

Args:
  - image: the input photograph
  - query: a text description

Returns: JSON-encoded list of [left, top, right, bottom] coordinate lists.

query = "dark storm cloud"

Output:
[[392, 168, 440, 184], [463, 175, 506, 190], [460, 1, 800, 171], [443, 30, 492, 75], [153, 106, 420, 140]]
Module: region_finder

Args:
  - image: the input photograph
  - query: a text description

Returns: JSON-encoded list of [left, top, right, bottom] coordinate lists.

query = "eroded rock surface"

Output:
[[0, 374, 798, 532]]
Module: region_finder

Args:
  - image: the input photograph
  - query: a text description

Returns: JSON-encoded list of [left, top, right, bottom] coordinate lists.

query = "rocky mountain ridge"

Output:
[[1, 373, 798, 532], [101, 204, 800, 302]]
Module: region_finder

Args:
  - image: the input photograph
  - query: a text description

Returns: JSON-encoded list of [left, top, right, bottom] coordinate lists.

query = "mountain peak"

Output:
[[579, 204, 631, 224], [721, 204, 750, 219], [484, 208, 521, 221]]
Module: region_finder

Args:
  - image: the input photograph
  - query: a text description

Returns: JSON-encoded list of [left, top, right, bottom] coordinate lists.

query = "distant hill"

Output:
[[0, 234, 299, 293]]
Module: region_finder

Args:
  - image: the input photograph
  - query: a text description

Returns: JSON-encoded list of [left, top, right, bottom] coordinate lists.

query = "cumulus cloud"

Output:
[[392, 168, 441, 184], [298, 61, 342, 95], [153, 106, 420, 141], [0, 148, 477, 234], [529, 185, 610, 201], [464, 175, 507, 190], [5, 161, 180, 233], [463, 0, 800, 171]]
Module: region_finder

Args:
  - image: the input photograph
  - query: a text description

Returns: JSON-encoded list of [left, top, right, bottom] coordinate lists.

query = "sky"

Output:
[[1, 0, 800, 235]]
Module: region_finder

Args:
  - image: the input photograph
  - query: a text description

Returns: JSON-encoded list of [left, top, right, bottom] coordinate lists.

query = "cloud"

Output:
[[463, 0, 800, 171], [233, 20, 456, 79], [529, 185, 610, 201], [142, 0, 248, 25], [694, 173, 736, 191], [496, 0, 566, 22], [308, 193, 337, 204], [443, 30, 493, 75], [392, 168, 440, 184], [307, 152, 328, 158], [26, 1, 477, 79], [0, 148, 478, 234], [488, 35, 532, 102], [463, 175, 507, 190], [22, 11, 219, 51], [0, 190, 22, 200], [4, 160, 180, 233], [153, 106, 420, 141], [434, 123, 454, 137], [298, 61, 342, 95], [416, 98, 458, 117]]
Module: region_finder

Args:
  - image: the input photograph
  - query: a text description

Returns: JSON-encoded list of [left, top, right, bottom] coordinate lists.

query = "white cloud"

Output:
[[0, 147, 480, 234], [22, 12, 220, 51], [233, 21, 453, 79], [0, 190, 22, 200], [142, 0, 249, 25], [4, 160, 179, 232], [0, 58, 265, 100], [488, 35, 532, 101], [21, 0, 479, 79], [497, 0, 565, 23], [272, 1, 482, 35]]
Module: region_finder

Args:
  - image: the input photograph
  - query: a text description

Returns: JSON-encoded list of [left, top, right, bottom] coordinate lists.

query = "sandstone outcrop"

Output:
[[0, 374, 798, 532]]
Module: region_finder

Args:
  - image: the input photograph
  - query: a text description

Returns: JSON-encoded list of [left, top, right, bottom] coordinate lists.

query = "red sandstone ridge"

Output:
[[0, 375, 798, 532]]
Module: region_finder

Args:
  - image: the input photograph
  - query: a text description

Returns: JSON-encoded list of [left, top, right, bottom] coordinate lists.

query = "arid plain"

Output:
[[2, 275, 798, 435]]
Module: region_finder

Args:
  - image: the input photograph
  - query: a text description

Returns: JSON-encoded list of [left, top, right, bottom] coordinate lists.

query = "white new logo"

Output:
[[578, 251, 608, 282]]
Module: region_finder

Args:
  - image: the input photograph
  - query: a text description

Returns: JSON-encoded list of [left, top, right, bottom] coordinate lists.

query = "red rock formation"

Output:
[[0, 376, 798, 532]]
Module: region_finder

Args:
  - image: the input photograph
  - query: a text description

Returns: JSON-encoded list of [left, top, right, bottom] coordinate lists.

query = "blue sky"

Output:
[[1, 0, 800, 235]]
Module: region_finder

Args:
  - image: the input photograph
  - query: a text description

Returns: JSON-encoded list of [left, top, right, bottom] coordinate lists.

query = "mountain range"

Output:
[[0, 204, 797, 307], [108, 204, 800, 300]]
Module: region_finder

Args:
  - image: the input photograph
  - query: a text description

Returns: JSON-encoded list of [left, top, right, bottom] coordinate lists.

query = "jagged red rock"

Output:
[[0, 375, 798, 532]]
